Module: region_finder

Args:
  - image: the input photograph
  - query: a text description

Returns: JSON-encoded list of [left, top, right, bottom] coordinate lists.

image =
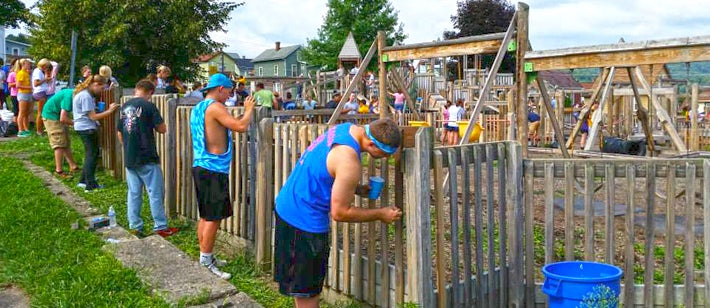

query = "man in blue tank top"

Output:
[[190, 73, 256, 279], [274, 118, 403, 307]]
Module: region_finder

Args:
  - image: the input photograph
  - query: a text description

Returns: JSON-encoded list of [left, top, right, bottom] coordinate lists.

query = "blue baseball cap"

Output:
[[202, 73, 233, 92]]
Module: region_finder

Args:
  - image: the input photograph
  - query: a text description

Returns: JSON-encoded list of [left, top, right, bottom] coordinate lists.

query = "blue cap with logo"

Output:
[[202, 73, 233, 92]]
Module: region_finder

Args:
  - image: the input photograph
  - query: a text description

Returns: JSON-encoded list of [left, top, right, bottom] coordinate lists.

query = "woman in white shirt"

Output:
[[32, 58, 53, 135]]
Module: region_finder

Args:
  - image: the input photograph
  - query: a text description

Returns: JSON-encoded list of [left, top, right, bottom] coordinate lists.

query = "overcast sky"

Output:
[[9, 0, 710, 58]]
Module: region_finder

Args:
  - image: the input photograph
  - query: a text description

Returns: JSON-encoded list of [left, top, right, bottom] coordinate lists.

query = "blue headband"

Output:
[[365, 125, 398, 154]]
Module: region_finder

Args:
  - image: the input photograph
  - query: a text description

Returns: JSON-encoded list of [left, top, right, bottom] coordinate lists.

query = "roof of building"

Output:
[[194, 51, 236, 63], [338, 32, 361, 60], [5, 39, 30, 47], [538, 70, 583, 89], [226, 52, 240, 60], [252, 44, 301, 63], [235, 58, 253, 70]]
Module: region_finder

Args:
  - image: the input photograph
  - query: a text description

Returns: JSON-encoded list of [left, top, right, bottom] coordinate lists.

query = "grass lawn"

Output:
[[0, 134, 359, 308]]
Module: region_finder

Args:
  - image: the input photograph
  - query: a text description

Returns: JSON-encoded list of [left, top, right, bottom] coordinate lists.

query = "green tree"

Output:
[[6, 34, 31, 44], [301, 0, 406, 71], [28, 0, 242, 84], [443, 0, 515, 39], [0, 0, 27, 28], [442, 0, 516, 78]]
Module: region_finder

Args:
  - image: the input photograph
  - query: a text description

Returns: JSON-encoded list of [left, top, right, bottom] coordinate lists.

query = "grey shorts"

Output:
[[17, 93, 33, 103]]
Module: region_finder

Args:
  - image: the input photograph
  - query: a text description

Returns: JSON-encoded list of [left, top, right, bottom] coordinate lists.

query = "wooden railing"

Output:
[[270, 108, 379, 125]]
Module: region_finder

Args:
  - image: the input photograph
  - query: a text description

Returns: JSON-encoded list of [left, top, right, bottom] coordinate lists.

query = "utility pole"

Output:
[[69, 31, 78, 87]]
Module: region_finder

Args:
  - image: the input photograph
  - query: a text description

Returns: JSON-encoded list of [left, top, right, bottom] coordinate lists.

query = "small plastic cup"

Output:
[[368, 176, 385, 200], [97, 101, 106, 112]]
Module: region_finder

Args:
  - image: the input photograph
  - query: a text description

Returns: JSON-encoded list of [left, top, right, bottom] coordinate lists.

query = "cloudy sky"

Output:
[[10, 0, 710, 58]]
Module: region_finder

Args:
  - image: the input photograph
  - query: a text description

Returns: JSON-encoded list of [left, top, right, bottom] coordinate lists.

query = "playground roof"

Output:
[[338, 32, 362, 60]]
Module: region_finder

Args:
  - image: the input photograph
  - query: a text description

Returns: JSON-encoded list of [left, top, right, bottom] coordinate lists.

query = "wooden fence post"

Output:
[[164, 97, 178, 218], [507, 141, 525, 307], [404, 127, 434, 306], [255, 116, 274, 271]]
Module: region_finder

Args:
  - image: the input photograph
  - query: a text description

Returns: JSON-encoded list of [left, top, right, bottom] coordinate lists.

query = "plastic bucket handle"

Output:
[[542, 277, 562, 296]]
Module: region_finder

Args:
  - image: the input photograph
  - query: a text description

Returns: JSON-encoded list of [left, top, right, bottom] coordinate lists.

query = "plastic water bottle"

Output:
[[108, 206, 117, 228]]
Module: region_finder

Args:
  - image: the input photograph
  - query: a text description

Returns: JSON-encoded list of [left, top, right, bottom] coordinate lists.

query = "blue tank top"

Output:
[[275, 123, 361, 233], [190, 99, 232, 174]]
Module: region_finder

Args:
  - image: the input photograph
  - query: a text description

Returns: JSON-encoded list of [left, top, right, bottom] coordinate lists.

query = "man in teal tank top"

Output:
[[274, 118, 403, 307], [190, 73, 256, 280]]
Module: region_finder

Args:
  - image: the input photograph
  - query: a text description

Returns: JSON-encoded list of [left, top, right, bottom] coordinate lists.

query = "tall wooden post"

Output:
[[690, 83, 699, 151], [255, 117, 274, 271], [516, 2, 530, 157], [378, 31, 389, 119]]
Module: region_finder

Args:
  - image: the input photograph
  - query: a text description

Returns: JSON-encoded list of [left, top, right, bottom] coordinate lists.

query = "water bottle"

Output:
[[108, 206, 117, 228]]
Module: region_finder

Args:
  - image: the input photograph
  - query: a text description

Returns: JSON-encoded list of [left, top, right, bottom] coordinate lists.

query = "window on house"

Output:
[[258, 67, 263, 76], [291, 64, 297, 77], [12, 48, 19, 55], [274, 65, 279, 76]]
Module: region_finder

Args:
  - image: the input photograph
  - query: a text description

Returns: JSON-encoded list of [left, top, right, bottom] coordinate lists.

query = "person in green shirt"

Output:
[[252, 82, 278, 110], [41, 88, 80, 178]]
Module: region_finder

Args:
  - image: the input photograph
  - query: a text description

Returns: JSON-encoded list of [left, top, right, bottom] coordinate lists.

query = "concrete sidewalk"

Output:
[[23, 160, 262, 307]]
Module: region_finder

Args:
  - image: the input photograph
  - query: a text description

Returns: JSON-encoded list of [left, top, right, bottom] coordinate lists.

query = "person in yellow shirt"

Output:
[[357, 98, 369, 114], [16, 59, 34, 137]]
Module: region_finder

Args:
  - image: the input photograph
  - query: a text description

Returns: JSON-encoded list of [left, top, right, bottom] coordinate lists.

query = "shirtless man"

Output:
[[190, 73, 255, 279]]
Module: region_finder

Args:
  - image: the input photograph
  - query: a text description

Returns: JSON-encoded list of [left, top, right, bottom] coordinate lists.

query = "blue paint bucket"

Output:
[[542, 261, 622, 307]]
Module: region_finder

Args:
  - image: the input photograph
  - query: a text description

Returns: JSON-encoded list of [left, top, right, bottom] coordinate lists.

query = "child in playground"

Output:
[[441, 100, 452, 145]]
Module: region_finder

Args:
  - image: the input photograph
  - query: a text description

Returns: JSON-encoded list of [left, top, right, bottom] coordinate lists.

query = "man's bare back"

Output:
[[203, 97, 256, 155]]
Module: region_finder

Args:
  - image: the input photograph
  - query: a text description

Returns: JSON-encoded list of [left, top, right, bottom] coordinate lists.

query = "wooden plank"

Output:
[[612, 87, 677, 96], [564, 162, 575, 260], [485, 144, 498, 307], [447, 148, 461, 306], [634, 66, 688, 152], [255, 118, 274, 269], [584, 163, 594, 260], [624, 165, 636, 306], [388, 67, 421, 120], [473, 147, 485, 307], [584, 66, 616, 150], [378, 31, 389, 119], [536, 78, 570, 157], [382, 32, 505, 62], [704, 160, 710, 307], [664, 163, 675, 308], [404, 127, 434, 306], [643, 162, 656, 307], [460, 147, 473, 307], [524, 35, 710, 71], [506, 142, 524, 307], [379, 159, 390, 308], [523, 158, 534, 307], [605, 164, 615, 263], [690, 84, 699, 151], [526, 159, 705, 178], [685, 163, 696, 308], [543, 163, 554, 291], [433, 150, 447, 308], [327, 39, 378, 125], [565, 67, 610, 149], [367, 157, 376, 304], [497, 142, 509, 308], [394, 154, 405, 305], [516, 3, 530, 159]]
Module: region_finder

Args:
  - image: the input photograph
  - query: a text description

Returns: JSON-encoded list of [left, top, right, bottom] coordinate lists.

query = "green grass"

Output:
[[0, 155, 171, 307], [0, 134, 360, 308]]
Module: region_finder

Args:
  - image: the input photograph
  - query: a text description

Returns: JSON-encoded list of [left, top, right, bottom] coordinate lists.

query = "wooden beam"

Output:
[[612, 87, 676, 96], [633, 66, 688, 152], [378, 31, 389, 119], [691, 83, 700, 151], [381, 33, 506, 62], [516, 3, 530, 158], [389, 67, 421, 120], [627, 67, 656, 156], [536, 78, 570, 157], [525, 35, 710, 71], [584, 67, 616, 150], [565, 68, 610, 149], [327, 38, 378, 126]]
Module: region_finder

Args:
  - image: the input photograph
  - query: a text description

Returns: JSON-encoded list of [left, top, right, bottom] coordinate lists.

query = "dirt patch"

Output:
[[0, 285, 30, 308]]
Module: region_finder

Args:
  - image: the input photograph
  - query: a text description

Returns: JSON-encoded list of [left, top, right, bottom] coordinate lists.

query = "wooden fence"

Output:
[[97, 87, 123, 178], [523, 158, 710, 307]]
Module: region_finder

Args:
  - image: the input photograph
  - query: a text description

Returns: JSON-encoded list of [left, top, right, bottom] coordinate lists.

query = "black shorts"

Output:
[[447, 126, 459, 132], [274, 212, 330, 298], [192, 166, 232, 221]]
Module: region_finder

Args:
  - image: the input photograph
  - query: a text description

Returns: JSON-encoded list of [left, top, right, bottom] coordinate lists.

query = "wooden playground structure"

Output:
[[90, 2, 710, 307]]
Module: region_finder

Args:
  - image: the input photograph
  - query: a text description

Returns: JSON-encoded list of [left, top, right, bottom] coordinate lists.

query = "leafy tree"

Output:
[[0, 0, 27, 29], [443, 0, 516, 78], [301, 0, 406, 71], [443, 0, 515, 39], [28, 0, 242, 84]]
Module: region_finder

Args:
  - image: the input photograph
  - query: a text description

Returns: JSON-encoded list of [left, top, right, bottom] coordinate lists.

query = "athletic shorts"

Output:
[[447, 126, 459, 132], [192, 166, 232, 221], [17, 93, 33, 103], [44, 119, 70, 149], [33, 91, 47, 101], [274, 212, 330, 298], [394, 103, 404, 111]]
